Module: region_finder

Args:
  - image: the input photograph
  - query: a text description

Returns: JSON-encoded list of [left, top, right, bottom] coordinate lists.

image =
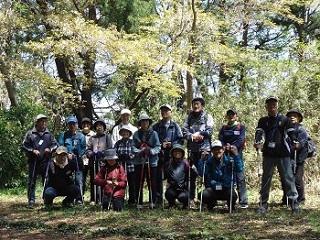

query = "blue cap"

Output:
[[67, 116, 78, 123]]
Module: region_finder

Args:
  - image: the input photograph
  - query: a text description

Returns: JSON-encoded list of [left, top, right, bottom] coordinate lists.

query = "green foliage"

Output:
[[0, 103, 47, 188]]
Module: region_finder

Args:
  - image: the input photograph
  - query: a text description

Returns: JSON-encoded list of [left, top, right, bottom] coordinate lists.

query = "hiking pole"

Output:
[[257, 147, 263, 209], [41, 156, 51, 199], [124, 160, 128, 203], [147, 156, 154, 209], [107, 178, 116, 211], [199, 155, 207, 213], [161, 150, 165, 210], [293, 149, 297, 175], [75, 156, 84, 205], [229, 151, 234, 214], [187, 150, 191, 210]]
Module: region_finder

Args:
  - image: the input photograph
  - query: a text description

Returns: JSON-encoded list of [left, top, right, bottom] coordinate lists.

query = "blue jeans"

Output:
[[236, 171, 248, 205], [44, 185, 81, 205]]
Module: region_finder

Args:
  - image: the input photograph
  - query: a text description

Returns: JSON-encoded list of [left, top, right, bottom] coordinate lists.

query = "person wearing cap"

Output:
[[111, 108, 138, 146], [22, 114, 58, 209], [43, 146, 82, 210], [85, 118, 112, 204], [218, 109, 248, 209], [93, 149, 127, 211], [132, 113, 161, 209], [114, 125, 136, 205], [281, 109, 308, 205], [80, 117, 96, 196], [254, 96, 299, 213], [198, 140, 243, 212], [182, 97, 214, 208], [58, 116, 86, 204], [152, 104, 184, 205], [164, 144, 189, 209]]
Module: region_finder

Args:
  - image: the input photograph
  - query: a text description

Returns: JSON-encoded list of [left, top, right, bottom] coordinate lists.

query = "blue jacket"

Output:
[[287, 124, 308, 163], [132, 128, 161, 167], [58, 131, 86, 158], [22, 127, 57, 161], [218, 122, 246, 153], [153, 120, 184, 163], [198, 153, 243, 189]]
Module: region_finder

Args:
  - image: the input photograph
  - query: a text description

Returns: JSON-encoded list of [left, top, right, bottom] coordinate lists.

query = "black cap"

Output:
[[226, 109, 237, 115], [265, 96, 278, 103], [93, 118, 106, 130], [81, 117, 92, 124], [192, 97, 205, 106], [286, 109, 303, 122]]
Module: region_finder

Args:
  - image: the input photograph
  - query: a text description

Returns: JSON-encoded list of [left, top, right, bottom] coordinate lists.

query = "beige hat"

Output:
[[35, 114, 47, 122], [56, 146, 68, 155]]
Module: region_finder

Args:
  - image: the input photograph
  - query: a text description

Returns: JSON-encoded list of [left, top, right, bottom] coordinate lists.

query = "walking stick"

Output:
[[229, 151, 234, 214], [293, 149, 297, 175], [41, 156, 51, 199], [137, 161, 145, 208], [187, 150, 191, 210], [147, 156, 154, 209], [257, 147, 263, 208], [161, 150, 165, 210], [107, 178, 116, 211], [199, 154, 207, 212]]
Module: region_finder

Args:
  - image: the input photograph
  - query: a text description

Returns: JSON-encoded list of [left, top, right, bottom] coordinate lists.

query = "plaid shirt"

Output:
[[114, 138, 135, 173]]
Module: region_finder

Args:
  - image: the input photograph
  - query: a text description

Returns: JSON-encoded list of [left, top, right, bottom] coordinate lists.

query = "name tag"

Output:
[[38, 139, 44, 145], [268, 141, 275, 148], [234, 131, 240, 135], [216, 184, 222, 191]]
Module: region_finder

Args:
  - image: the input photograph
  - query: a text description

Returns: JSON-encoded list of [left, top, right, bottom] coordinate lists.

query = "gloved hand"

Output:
[[143, 148, 152, 156], [89, 151, 95, 157], [96, 151, 104, 158]]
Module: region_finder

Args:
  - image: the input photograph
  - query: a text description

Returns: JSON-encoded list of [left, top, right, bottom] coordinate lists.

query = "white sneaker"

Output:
[[137, 204, 143, 209]]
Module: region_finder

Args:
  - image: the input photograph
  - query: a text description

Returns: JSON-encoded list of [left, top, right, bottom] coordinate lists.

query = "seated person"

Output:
[[198, 140, 243, 212], [164, 144, 190, 209], [94, 149, 127, 211], [43, 146, 82, 209]]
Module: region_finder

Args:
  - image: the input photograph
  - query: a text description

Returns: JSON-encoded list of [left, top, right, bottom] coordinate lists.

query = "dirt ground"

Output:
[[1, 193, 320, 240]]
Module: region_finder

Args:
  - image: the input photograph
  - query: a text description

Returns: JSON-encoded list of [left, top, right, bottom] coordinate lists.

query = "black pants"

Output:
[[199, 187, 238, 210], [126, 171, 136, 204], [165, 187, 188, 207], [135, 164, 157, 205], [102, 195, 124, 211], [189, 152, 201, 200]]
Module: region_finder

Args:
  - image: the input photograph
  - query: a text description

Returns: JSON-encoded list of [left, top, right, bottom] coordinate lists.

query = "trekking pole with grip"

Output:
[[229, 151, 234, 214]]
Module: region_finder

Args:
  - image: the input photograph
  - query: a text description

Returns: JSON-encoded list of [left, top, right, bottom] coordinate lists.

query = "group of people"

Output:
[[22, 95, 309, 213]]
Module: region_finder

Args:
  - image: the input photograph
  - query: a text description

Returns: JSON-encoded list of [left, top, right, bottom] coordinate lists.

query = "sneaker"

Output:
[[137, 204, 143, 209], [76, 200, 83, 205], [240, 204, 248, 209], [256, 206, 267, 213]]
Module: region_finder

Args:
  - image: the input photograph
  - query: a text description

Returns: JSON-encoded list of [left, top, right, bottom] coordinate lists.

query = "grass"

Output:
[[1, 186, 320, 240]]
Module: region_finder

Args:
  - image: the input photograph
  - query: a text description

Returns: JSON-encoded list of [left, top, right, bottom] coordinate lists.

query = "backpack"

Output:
[[306, 137, 316, 158], [222, 123, 246, 150]]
